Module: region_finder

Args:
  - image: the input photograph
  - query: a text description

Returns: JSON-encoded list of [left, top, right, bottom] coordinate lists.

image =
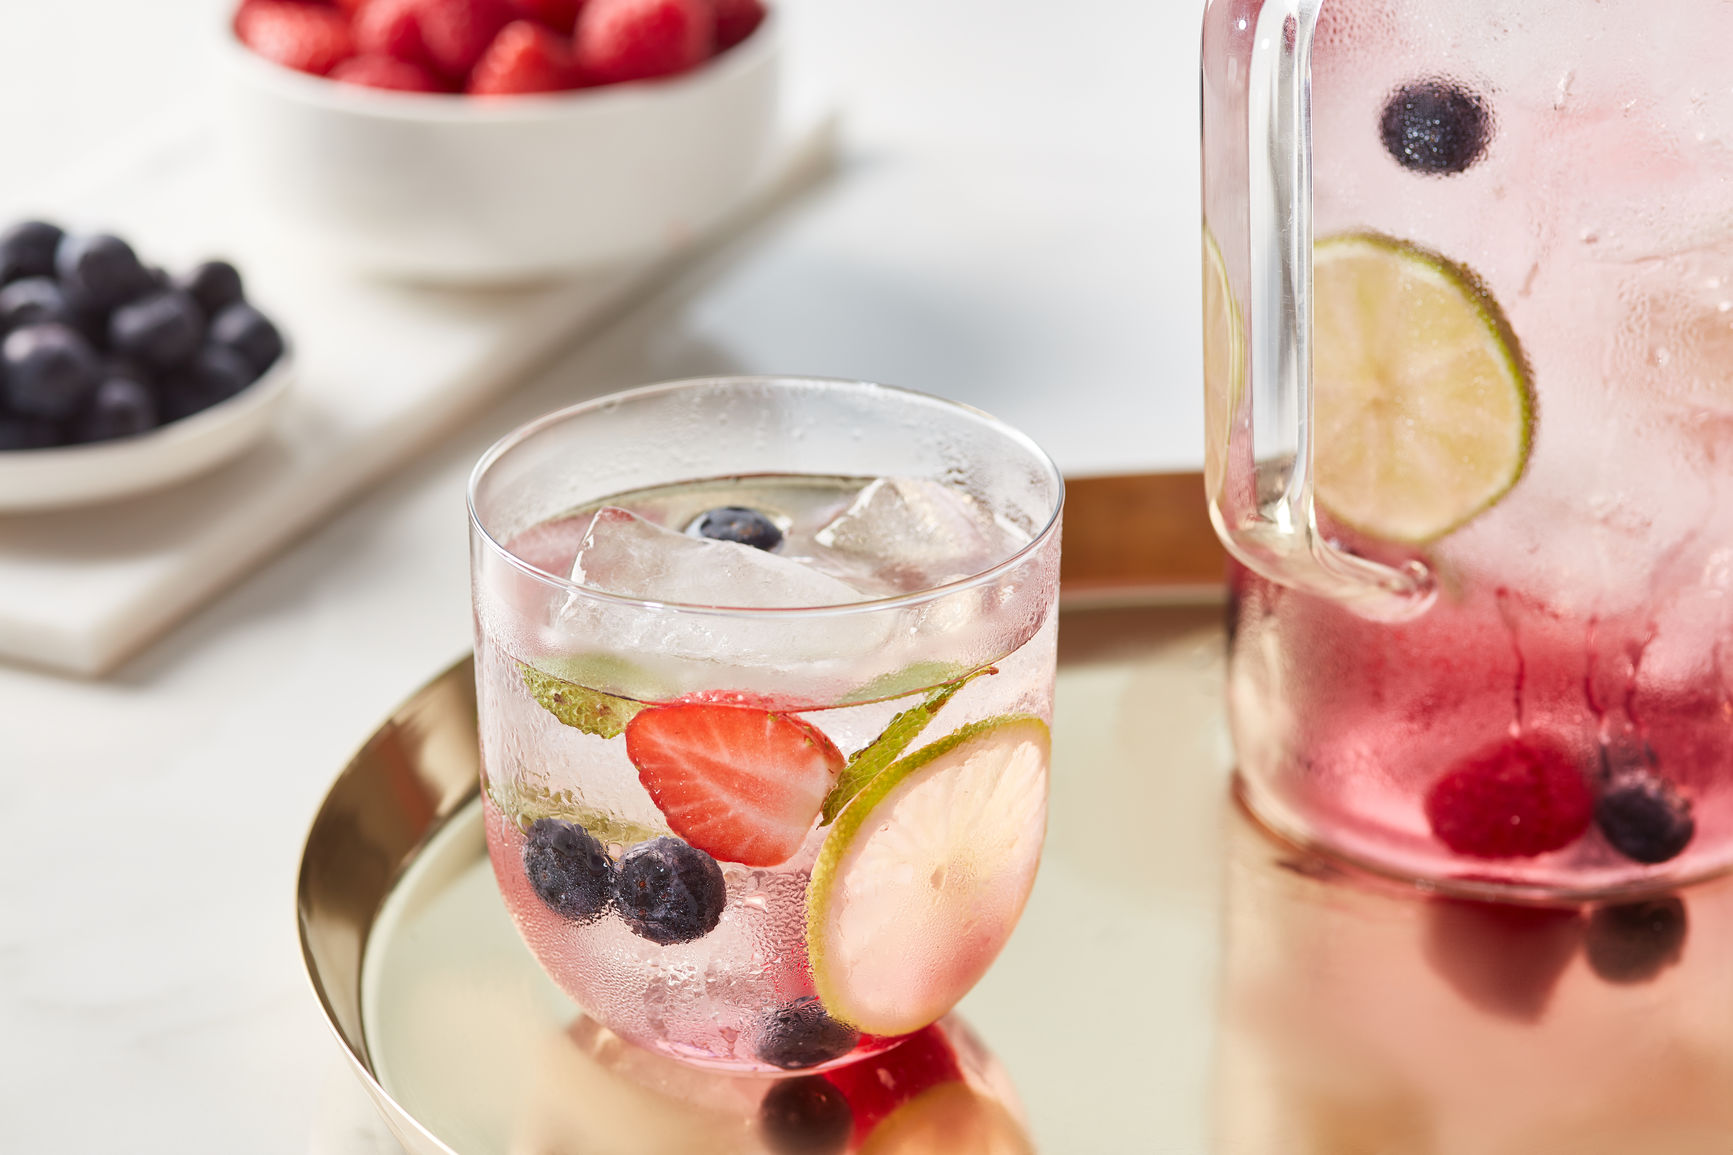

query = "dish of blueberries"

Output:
[[0, 218, 294, 511], [0, 219, 286, 450]]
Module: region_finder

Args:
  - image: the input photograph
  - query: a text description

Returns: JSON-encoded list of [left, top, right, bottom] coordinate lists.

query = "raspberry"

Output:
[[235, 1, 356, 76], [1423, 738, 1594, 858], [467, 20, 583, 94], [510, 0, 585, 32], [576, 0, 713, 85], [355, 0, 434, 66], [713, 0, 764, 50], [414, 0, 515, 79], [332, 53, 445, 91]]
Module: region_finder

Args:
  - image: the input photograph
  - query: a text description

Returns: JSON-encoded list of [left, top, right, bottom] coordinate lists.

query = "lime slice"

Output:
[[1312, 232, 1531, 544], [807, 716, 1049, 1037], [859, 1083, 1035, 1155], [1203, 228, 1245, 501]]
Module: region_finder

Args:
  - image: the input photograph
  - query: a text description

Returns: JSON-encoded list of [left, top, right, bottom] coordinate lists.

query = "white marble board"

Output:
[[0, 116, 837, 677]]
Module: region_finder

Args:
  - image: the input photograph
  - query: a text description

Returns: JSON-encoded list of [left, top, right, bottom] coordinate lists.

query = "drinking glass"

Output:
[[467, 377, 1062, 1070], [1204, 1, 1733, 894]]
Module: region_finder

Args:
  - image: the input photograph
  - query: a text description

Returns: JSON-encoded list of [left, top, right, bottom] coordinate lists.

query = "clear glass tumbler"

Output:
[[467, 376, 1062, 1072]]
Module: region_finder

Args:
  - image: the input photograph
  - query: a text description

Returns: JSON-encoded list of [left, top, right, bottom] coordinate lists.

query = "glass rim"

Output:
[[466, 375, 1065, 619]]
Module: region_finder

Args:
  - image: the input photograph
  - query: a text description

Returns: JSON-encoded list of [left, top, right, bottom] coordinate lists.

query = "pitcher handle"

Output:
[[1204, 0, 1434, 621]]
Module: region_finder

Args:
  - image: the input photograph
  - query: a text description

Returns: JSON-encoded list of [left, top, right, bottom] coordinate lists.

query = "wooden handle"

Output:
[[1059, 472, 1226, 604]]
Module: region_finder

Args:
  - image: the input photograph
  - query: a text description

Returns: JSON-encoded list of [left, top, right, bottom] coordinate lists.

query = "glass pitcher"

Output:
[[1202, 1, 1733, 895]]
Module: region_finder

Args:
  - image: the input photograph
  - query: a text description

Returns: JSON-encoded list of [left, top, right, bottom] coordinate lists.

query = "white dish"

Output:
[[0, 352, 294, 513], [216, 14, 782, 284]]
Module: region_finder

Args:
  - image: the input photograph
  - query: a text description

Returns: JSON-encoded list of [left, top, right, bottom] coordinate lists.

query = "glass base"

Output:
[[1231, 771, 1733, 904]]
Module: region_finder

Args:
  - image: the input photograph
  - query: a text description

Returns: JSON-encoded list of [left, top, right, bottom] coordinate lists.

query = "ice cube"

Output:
[[811, 477, 1026, 592], [572, 507, 870, 608], [548, 508, 894, 696]]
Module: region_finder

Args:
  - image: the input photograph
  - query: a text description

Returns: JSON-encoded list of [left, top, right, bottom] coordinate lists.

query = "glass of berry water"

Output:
[[467, 377, 1062, 1071], [1205, 1, 1733, 895]]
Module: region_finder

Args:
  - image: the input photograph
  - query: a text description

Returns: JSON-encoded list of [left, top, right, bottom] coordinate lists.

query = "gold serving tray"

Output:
[[296, 605, 1233, 1153], [297, 603, 1733, 1153]]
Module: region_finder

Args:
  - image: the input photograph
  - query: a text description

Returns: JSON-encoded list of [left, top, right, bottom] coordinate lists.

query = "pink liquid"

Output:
[[1230, 561, 1733, 893], [1212, 1, 1733, 894]]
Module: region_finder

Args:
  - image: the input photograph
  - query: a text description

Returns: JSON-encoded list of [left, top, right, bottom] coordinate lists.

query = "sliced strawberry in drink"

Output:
[[824, 1024, 964, 1146], [625, 703, 845, 866]]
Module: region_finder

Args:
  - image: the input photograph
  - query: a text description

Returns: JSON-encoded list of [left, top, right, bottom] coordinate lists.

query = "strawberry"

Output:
[[673, 687, 818, 712], [354, 0, 433, 66], [624, 703, 844, 866], [510, 0, 586, 32], [575, 0, 713, 85], [712, 0, 764, 51], [414, 0, 515, 79], [331, 53, 445, 91], [824, 1025, 963, 1145], [331, 0, 370, 14], [235, 1, 356, 76], [468, 20, 584, 94], [1423, 737, 1595, 858]]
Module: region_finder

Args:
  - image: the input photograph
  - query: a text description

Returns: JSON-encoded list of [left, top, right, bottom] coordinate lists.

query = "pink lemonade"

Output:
[[475, 468, 1058, 1073], [1205, 3, 1733, 893]]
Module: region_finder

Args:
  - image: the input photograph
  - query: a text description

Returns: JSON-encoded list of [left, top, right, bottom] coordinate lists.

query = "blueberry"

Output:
[[175, 260, 245, 318], [71, 377, 160, 444], [754, 997, 860, 1070], [1596, 775, 1694, 864], [103, 355, 156, 388], [759, 1076, 852, 1155], [0, 277, 77, 333], [109, 289, 205, 369], [522, 818, 615, 923], [614, 836, 727, 945], [158, 345, 258, 422], [1585, 897, 1687, 985], [208, 302, 284, 374], [1380, 79, 1492, 175], [0, 220, 63, 284], [2, 323, 101, 420], [689, 506, 784, 551], [0, 413, 64, 451], [55, 233, 155, 311]]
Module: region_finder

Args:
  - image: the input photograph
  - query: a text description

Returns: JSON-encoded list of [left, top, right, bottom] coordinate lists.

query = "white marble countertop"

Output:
[[0, 0, 1204, 1150]]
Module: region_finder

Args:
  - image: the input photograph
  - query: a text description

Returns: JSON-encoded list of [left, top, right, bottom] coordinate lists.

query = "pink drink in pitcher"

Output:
[[1204, 2, 1733, 893]]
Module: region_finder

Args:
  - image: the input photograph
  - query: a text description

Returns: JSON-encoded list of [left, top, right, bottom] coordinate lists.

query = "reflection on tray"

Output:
[[359, 789, 1034, 1155], [1215, 802, 1733, 1154], [524, 1014, 1032, 1155]]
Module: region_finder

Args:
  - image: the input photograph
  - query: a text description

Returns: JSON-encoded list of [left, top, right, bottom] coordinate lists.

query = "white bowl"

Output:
[[0, 353, 294, 512], [216, 16, 781, 284]]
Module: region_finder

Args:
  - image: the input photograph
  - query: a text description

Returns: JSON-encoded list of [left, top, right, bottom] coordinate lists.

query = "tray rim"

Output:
[[297, 651, 480, 1155]]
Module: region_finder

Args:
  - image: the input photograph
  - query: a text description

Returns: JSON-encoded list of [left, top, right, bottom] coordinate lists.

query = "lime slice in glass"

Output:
[[859, 1083, 1035, 1155], [1203, 228, 1245, 500], [807, 716, 1049, 1037], [1312, 233, 1532, 544]]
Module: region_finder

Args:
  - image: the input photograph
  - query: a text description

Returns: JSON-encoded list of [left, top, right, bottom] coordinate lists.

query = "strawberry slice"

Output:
[[625, 703, 844, 866], [824, 1025, 963, 1146]]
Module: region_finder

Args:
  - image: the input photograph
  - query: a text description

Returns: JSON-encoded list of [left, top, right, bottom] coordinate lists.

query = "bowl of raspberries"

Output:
[[0, 219, 294, 511], [223, 0, 779, 282]]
